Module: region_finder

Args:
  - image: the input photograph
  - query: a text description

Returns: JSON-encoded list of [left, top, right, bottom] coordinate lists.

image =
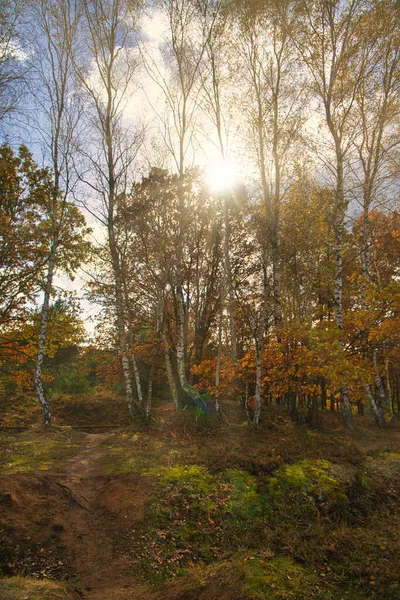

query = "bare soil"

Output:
[[0, 433, 152, 600]]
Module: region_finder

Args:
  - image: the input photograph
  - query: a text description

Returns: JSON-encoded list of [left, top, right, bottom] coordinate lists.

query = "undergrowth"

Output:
[[1, 402, 399, 599], [0, 576, 78, 600], [125, 445, 400, 599], [0, 428, 83, 474]]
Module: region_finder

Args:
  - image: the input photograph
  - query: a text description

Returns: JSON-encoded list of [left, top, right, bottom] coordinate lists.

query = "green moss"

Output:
[[234, 555, 318, 599], [223, 469, 263, 524], [96, 434, 175, 476], [131, 464, 221, 582], [0, 433, 81, 474], [0, 577, 78, 600], [269, 460, 334, 493], [131, 466, 270, 583], [158, 464, 215, 490], [97, 445, 140, 475], [267, 460, 350, 520]]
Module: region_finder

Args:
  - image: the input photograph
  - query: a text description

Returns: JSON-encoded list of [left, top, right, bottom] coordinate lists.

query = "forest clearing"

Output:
[[1, 397, 400, 600], [1, 0, 400, 598]]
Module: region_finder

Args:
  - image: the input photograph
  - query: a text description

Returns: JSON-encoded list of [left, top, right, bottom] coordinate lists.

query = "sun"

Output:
[[206, 159, 237, 192]]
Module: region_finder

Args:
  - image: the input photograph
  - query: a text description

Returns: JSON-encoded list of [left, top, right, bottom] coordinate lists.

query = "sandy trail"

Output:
[[58, 433, 149, 600]]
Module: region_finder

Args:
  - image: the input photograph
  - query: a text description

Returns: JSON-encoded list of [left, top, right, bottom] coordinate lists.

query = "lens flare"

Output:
[[206, 159, 237, 192]]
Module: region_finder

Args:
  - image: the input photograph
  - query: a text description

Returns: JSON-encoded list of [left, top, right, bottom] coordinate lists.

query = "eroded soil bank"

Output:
[[1, 433, 152, 599]]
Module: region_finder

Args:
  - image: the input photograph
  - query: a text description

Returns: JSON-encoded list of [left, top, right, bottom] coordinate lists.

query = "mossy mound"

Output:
[[0, 577, 79, 600], [130, 464, 267, 582], [158, 464, 215, 491], [223, 469, 264, 525], [152, 553, 323, 600], [268, 460, 350, 520]]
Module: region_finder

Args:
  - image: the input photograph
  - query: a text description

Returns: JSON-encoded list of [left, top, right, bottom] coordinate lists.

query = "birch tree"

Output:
[[234, 0, 306, 335], [29, 0, 89, 425], [200, 0, 239, 367], [74, 0, 144, 418], [141, 0, 218, 408], [294, 0, 370, 427], [351, 0, 400, 426]]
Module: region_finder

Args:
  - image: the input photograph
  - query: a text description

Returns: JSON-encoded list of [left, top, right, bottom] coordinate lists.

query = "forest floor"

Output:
[[0, 396, 400, 600]]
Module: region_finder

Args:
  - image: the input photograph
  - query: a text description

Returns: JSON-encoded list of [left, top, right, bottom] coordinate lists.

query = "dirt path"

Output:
[[58, 433, 150, 600]]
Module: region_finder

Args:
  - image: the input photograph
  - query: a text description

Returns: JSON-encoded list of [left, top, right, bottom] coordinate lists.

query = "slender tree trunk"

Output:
[[145, 354, 157, 424], [175, 158, 188, 389], [334, 152, 353, 428], [272, 85, 282, 332], [335, 220, 353, 427], [122, 275, 144, 413], [146, 365, 154, 424], [370, 346, 387, 427], [175, 283, 187, 387], [321, 378, 327, 410], [360, 190, 388, 427], [33, 0, 77, 427], [224, 197, 238, 366], [215, 306, 222, 414], [254, 338, 262, 426], [162, 329, 179, 409], [271, 232, 282, 331], [35, 241, 58, 427], [109, 226, 136, 417], [385, 359, 392, 419], [146, 304, 163, 423], [262, 251, 269, 337], [365, 383, 385, 428], [104, 56, 137, 418], [360, 203, 371, 303], [131, 349, 144, 413], [334, 216, 345, 331]]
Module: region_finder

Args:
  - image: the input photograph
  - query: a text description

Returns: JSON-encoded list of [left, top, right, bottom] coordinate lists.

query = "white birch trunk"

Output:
[[122, 274, 144, 413], [224, 198, 238, 366], [214, 307, 222, 414], [365, 383, 385, 428], [360, 200, 388, 427], [334, 221, 344, 331], [254, 338, 262, 426], [109, 227, 136, 417], [334, 156, 353, 428], [35, 242, 57, 427], [175, 284, 187, 388], [272, 240, 282, 331], [131, 349, 144, 413], [146, 305, 163, 423]]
